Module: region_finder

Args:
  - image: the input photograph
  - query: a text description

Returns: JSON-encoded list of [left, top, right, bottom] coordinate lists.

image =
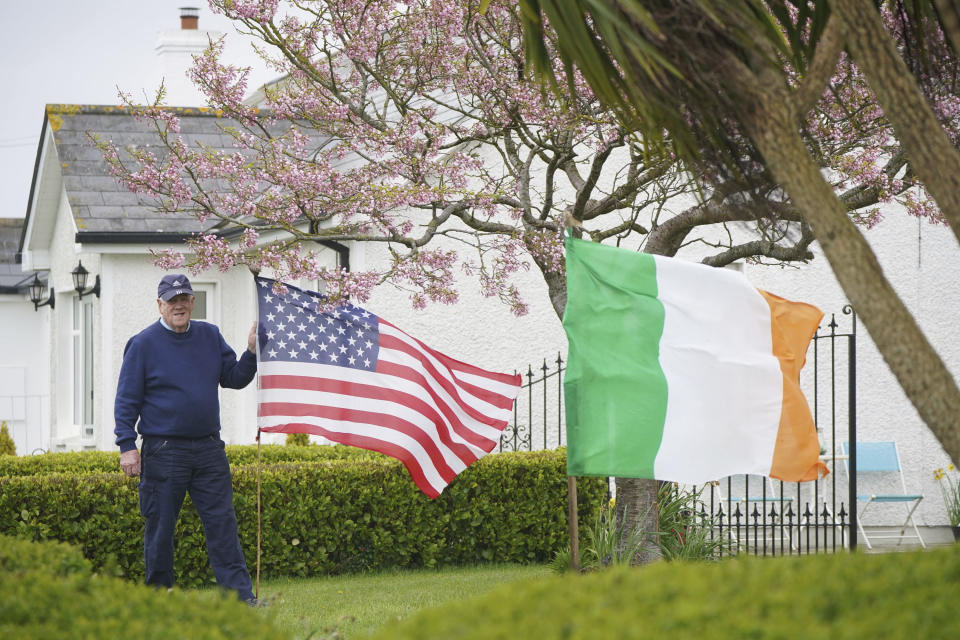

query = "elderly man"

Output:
[[115, 274, 260, 604]]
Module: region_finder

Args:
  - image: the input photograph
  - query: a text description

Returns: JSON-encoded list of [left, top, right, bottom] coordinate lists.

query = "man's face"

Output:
[[158, 294, 195, 333]]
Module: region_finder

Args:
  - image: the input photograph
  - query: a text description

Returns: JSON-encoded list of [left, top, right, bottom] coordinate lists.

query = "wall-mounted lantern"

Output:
[[71, 261, 100, 299], [28, 274, 55, 311]]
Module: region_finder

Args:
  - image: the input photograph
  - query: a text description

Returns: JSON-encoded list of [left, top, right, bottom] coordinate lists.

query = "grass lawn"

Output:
[[256, 563, 552, 639]]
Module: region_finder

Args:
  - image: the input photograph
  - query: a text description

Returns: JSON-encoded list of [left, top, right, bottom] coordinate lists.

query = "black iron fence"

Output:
[[500, 307, 858, 556], [499, 353, 566, 453]]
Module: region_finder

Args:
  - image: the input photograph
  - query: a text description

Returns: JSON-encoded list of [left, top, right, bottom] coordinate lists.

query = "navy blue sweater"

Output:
[[114, 320, 257, 452]]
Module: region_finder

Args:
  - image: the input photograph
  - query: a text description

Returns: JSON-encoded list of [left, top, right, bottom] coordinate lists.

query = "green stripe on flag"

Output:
[[563, 236, 668, 478]]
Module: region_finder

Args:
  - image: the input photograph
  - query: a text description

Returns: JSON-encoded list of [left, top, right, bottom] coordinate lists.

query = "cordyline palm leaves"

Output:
[[519, 0, 811, 172], [518, 0, 960, 531]]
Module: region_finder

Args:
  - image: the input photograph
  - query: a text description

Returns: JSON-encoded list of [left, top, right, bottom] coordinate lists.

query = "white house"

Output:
[[5, 7, 959, 534], [12, 96, 561, 453], [1, 218, 50, 455]]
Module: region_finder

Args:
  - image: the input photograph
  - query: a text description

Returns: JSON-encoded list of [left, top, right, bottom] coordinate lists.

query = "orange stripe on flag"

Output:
[[759, 290, 829, 482]]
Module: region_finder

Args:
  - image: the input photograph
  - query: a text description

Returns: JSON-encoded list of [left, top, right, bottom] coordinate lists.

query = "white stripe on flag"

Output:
[[652, 255, 783, 481]]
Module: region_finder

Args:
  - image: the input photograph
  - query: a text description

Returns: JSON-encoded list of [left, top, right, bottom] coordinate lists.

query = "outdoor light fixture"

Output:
[[71, 261, 101, 299], [28, 273, 55, 311]]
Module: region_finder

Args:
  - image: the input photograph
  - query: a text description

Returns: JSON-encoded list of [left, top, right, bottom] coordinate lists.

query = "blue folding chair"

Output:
[[841, 441, 926, 549]]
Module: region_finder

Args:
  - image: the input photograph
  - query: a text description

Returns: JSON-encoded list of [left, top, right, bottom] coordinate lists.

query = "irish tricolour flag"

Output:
[[563, 236, 828, 484]]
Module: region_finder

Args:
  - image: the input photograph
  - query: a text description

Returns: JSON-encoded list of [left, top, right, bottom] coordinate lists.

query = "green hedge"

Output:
[[0, 531, 92, 576], [372, 544, 960, 639], [0, 444, 376, 477], [0, 535, 286, 639], [0, 449, 605, 588]]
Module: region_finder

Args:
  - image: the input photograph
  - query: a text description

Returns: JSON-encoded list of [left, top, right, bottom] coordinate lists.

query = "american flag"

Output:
[[254, 276, 522, 498]]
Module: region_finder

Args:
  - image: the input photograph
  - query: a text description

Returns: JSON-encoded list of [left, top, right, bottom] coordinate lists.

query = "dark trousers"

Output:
[[139, 435, 253, 600]]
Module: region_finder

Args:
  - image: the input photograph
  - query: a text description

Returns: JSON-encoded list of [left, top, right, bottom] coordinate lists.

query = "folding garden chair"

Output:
[[841, 441, 926, 549]]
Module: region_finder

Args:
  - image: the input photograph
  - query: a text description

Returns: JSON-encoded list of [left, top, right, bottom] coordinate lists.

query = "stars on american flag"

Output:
[[255, 277, 380, 370]]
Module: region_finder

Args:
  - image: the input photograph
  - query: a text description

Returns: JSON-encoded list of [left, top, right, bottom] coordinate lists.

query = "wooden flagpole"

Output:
[[568, 475, 579, 571], [255, 428, 262, 599], [249, 268, 263, 600], [561, 224, 581, 571]]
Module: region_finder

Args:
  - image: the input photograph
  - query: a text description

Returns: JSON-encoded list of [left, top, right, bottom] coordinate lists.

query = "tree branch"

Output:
[[795, 14, 848, 115], [700, 223, 815, 267]]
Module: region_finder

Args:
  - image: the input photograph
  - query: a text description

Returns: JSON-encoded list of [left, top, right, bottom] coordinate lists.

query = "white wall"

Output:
[[46, 188, 84, 448], [359, 237, 566, 377], [746, 204, 960, 526], [0, 295, 50, 455]]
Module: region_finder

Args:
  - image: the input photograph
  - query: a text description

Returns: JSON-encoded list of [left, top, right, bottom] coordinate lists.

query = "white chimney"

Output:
[[155, 7, 223, 106]]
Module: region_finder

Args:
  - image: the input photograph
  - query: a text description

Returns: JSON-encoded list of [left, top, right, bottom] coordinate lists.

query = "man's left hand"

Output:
[[248, 321, 258, 354]]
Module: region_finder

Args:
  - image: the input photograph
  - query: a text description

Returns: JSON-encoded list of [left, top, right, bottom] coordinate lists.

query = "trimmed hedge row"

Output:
[[0, 449, 605, 588], [0, 534, 286, 639], [0, 531, 91, 576], [0, 443, 376, 477], [372, 544, 960, 639]]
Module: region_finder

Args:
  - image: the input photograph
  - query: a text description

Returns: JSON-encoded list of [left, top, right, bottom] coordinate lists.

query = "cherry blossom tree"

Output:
[[95, 0, 958, 560], [95, 0, 934, 314]]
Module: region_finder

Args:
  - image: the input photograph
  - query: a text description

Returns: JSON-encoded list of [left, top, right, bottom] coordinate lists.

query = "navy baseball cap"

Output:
[[158, 274, 194, 301]]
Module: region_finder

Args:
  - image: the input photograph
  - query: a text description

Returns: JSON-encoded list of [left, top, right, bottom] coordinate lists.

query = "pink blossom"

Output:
[[94, 0, 959, 317]]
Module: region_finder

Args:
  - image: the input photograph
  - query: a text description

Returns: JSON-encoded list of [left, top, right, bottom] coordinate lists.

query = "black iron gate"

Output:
[[499, 307, 858, 556]]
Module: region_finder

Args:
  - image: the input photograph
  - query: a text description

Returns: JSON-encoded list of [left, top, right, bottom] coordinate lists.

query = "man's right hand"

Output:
[[120, 449, 141, 476]]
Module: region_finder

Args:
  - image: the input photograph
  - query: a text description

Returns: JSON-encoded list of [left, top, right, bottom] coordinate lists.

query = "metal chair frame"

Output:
[[841, 441, 926, 549]]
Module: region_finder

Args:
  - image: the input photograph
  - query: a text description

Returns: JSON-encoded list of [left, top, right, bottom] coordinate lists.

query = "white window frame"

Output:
[[303, 246, 343, 295], [189, 282, 218, 324], [71, 295, 95, 441]]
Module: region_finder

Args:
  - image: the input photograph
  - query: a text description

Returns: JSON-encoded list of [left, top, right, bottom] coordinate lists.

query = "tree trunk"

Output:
[[614, 477, 661, 563], [739, 63, 960, 466], [835, 0, 960, 245]]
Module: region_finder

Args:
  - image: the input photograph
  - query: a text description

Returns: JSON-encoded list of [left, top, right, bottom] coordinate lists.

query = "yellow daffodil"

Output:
[[934, 465, 960, 527]]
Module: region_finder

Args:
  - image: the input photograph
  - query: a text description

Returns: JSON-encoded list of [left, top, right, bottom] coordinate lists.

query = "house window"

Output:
[[305, 242, 347, 295], [72, 296, 95, 439], [190, 283, 216, 323]]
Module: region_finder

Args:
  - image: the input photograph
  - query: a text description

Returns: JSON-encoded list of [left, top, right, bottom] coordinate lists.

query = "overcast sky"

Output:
[[0, 1, 275, 220]]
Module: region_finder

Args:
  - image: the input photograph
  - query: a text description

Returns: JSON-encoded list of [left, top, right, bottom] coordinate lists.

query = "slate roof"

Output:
[[40, 104, 268, 240], [23, 104, 347, 267]]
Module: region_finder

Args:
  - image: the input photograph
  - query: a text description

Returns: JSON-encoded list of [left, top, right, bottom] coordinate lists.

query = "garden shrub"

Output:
[[0, 449, 605, 587], [0, 421, 15, 456], [285, 432, 310, 446], [225, 442, 377, 466], [0, 535, 286, 639], [371, 544, 960, 639], [0, 533, 90, 576], [0, 450, 121, 477], [0, 443, 376, 477]]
